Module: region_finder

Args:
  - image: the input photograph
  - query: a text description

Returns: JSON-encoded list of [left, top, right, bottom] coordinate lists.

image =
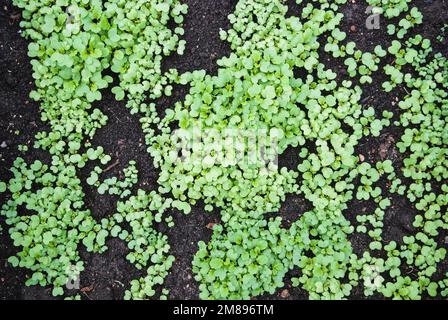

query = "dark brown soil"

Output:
[[0, 0, 447, 300]]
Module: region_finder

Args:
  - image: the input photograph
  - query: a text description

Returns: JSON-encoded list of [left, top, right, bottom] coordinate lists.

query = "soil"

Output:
[[0, 0, 447, 300]]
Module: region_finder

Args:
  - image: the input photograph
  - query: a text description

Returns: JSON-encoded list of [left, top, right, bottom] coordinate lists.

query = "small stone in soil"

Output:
[[280, 289, 290, 298], [206, 222, 217, 229], [80, 285, 94, 293]]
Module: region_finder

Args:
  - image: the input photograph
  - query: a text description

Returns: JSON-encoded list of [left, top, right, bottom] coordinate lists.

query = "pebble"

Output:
[[350, 25, 357, 33], [0, 141, 7, 148], [280, 289, 290, 298], [206, 222, 216, 229]]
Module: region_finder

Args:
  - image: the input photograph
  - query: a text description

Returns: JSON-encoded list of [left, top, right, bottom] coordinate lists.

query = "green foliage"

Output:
[[2, 157, 95, 289], [2, 0, 187, 298], [367, 0, 412, 19], [2, 0, 447, 301], [92, 161, 138, 198]]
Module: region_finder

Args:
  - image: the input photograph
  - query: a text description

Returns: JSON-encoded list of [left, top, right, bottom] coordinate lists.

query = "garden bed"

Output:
[[0, 0, 447, 300]]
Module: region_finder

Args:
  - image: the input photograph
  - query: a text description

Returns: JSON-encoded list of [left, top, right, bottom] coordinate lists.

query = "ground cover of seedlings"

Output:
[[0, 0, 447, 300]]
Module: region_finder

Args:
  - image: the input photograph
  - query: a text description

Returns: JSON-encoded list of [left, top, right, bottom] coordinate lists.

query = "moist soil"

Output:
[[0, 0, 447, 300]]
